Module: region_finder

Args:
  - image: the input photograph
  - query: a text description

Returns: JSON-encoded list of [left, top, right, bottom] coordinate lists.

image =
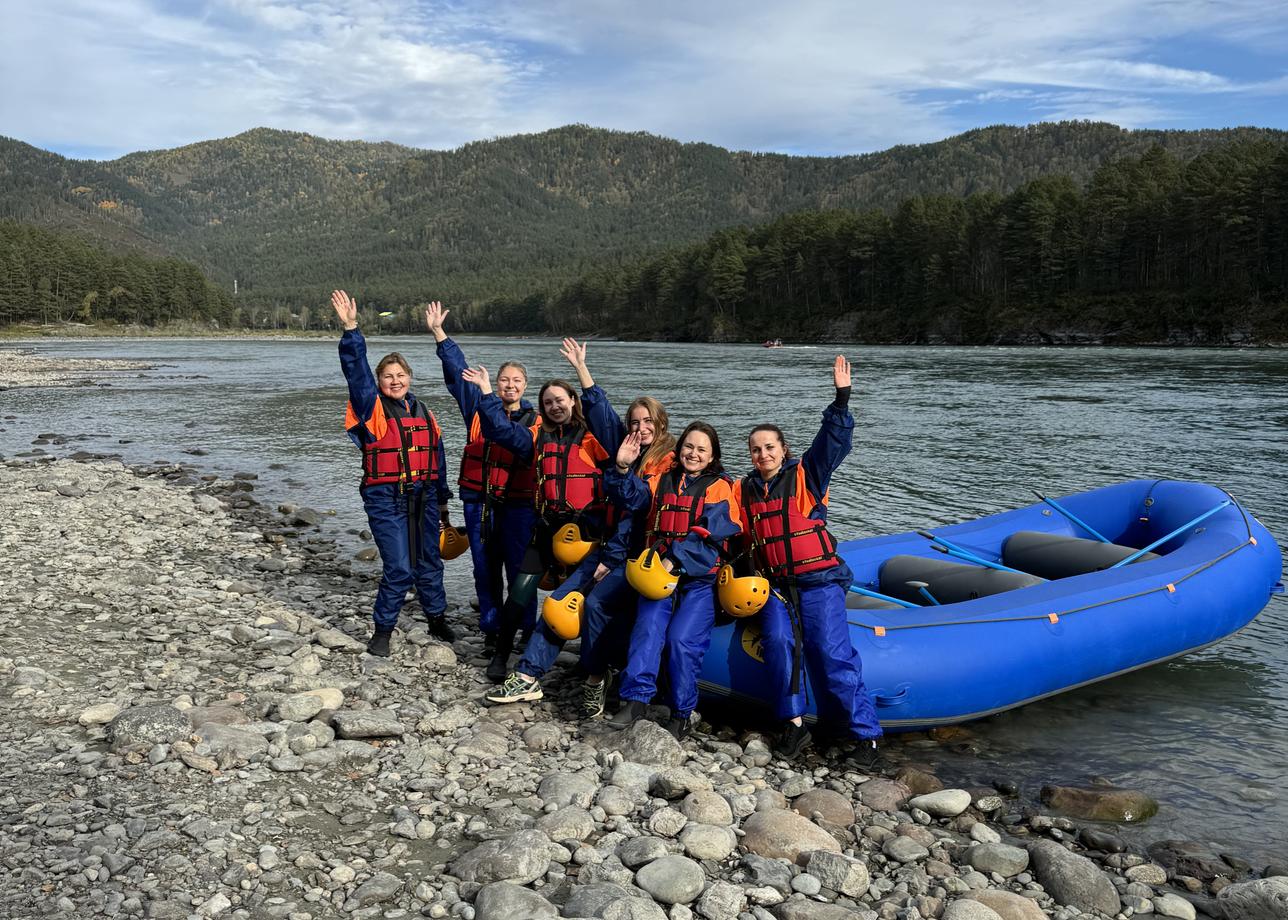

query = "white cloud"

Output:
[[1, 0, 1286, 158]]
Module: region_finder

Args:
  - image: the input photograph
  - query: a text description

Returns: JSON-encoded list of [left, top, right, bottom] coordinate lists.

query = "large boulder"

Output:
[[612, 720, 686, 766], [681, 790, 733, 825], [856, 777, 911, 812], [535, 805, 594, 842], [741, 810, 841, 865], [962, 890, 1047, 920], [450, 830, 551, 885], [1216, 877, 1288, 920], [537, 771, 599, 808], [107, 705, 191, 751], [1040, 784, 1159, 823], [330, 708, 405, 739], [634, 855, 706, 904], [1026, 839, 1119, 915], [473, 881, 557, 920], [562, 883, 631, 918], [790, 788, 855, 826]]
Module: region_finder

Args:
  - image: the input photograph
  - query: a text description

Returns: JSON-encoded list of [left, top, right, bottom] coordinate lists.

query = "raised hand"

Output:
[[424, 301, 449, 342], [461, 365, 492, 395], [331, 290, 358, 330], [560, 337, 594, 388], [832, 355, 852, 389], [616, 430, 642, 470]]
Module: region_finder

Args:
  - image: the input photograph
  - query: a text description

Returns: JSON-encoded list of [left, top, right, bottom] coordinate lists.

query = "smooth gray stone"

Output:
[[331, 708, 405, 738], [472, 881, 557, 920], [634, 855, 705, 904], [451, 829, 551, 885], [965, 842, 1030, 878], [1026, 839, 1119, 915], [1215, 877, 1288, 920]]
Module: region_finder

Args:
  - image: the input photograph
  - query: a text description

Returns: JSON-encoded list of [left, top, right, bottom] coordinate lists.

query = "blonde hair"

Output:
[[628, 396, 677, 472]]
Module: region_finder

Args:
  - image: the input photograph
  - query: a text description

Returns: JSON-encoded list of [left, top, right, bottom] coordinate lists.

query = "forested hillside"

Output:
[[3, 122, 1287, 324], [0, 221, 233, 328], [476, 142, 1288, 345]]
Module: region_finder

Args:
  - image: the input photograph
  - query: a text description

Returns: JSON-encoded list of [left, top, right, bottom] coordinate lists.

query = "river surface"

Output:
[[3, 337, 1286, 862]]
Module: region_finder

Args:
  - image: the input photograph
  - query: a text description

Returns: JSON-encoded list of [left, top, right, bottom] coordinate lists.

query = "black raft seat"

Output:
[[845, 591, 904, 611], [880, 555, 1045, 606], [1001, 531, 1159, 580]]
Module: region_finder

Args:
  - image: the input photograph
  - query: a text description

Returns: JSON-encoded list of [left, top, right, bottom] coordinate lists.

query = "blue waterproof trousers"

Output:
[[464, 497, 538, 634], [519, 562, 637, 680], [618, 578, 716, 719], [361, 481, 446, 630], [759, 582, 882, 739]]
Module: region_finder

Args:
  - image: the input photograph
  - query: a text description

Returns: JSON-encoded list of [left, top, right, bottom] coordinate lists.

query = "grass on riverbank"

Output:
[[0, 321, 335, 340]]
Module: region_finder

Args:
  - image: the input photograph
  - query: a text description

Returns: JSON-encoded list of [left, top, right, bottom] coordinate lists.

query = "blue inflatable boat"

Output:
[[697, 480, 1284, 729]]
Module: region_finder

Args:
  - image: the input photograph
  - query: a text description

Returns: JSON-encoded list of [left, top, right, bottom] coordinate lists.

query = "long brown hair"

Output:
[[628, 396, 677, 472], [538, 379, 587, 429]]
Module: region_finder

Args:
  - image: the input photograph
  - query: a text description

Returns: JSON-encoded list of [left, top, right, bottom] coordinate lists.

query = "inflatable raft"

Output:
[[697, 480, 1284, 729]]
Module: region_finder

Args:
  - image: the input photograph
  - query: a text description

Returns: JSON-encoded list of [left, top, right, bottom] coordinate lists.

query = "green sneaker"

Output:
[[581, 679, 607, 719], [486, 672, 543, 704]]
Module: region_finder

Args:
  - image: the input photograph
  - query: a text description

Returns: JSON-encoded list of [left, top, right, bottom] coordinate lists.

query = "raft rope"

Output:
[[854, 490, 1257, 637]]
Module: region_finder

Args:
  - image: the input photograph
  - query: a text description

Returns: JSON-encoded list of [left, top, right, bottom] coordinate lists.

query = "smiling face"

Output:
[[679, 430, 714, 475], [495, 363, 528, 408], [541, 384, 575, 425], [629, 404, 656, 448], [748, 429, 786, 480], [377, 361, 411, 399]]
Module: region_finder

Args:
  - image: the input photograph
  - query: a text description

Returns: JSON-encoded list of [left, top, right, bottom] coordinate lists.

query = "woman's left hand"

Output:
[[832, 354, 851, 389], [592, 563, 610, 583], [461, 365, 492, 395]]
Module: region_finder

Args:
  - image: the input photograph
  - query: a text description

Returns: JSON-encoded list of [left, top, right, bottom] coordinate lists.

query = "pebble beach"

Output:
[[1, 351, 1285, 920]]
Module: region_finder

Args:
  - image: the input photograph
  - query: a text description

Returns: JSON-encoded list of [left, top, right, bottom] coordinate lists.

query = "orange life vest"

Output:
[[646, 468, 733, 574], [361, 396, 442, 488], [532, 423, 610, 521], [458, 407, 538, 501], [739, 464, 839, 579]]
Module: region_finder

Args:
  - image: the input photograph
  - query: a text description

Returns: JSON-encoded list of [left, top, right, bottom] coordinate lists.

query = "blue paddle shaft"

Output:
[[847, 585, 918, 609], [1035, 493, 1112, 544], [1110, 500, 1232, 569], [920, 531, 1035, 577]]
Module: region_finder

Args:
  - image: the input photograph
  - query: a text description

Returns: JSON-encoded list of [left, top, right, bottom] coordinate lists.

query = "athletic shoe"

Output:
[[581, 680, 608, 719], [850, 738, 881, 770], [426, 615, 457, 643], [607, 700, 648, 730], [776, 723, 813, 759], [486, 672, 544, 704], [664, 715, 692, 742], [366, 629, 392, 658]]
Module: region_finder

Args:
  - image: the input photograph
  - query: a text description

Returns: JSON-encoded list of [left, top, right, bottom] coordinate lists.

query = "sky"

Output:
[[4, 0, 1288, 160]]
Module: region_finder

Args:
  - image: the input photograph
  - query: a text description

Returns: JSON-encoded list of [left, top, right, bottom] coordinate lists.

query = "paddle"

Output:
[[847, 584, 918, 609], [1033, 491, 1111, 544], [918, 531, 1035, 577], [1109, 500, 1232, 569]]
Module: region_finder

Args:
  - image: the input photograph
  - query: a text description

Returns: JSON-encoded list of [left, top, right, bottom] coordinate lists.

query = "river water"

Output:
[[4, 336, 1286, 862]]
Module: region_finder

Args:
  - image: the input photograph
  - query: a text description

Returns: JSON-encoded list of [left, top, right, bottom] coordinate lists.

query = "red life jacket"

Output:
[[361, 396, 442, 488], [533, 423, 609, 520], [458, 407, 539, 501], [739, 464, 839, 579], [646, 468, 733, 574]]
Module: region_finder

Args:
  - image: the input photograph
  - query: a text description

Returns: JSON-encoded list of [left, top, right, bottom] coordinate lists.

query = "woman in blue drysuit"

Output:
[[425, 302, 538, 649], [604, 421, 741, 740], [332, 290, 455, 657], [732, 355, 882, 762]]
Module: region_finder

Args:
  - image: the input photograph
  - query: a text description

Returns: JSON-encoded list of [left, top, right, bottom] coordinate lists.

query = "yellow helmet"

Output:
[[439, 525, 470, 561], [552, 523, 598, 567], [716, 564, 770, 617], [542, 591, 584, 640], [625, 546, 679, 600]]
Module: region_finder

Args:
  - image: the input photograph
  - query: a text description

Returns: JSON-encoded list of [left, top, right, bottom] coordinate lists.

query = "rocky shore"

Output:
[[0, 348, 156, 389], [1, 448, 1286, 920]]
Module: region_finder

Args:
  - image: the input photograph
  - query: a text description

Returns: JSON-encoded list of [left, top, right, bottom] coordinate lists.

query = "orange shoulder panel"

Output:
[[468, 412, 483, 441], [582, 432, 611, 465], [795, 464, 826, 514], [344, 398, 388, 441]]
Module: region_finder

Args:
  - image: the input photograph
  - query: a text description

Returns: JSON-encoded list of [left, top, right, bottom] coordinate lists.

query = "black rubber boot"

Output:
[[607, 700, 648, 729], [776, 723, 813, 759], [664, 715, 692, 742], [426, 615, 457, 643], [482, 633, 497, 656], [486, 572, 539, 683], [366, 628, 393, 658]]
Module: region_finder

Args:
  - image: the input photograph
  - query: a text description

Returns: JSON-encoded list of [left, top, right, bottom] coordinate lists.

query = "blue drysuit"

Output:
[[739, 394, 882, 740], [436, 337, 538, 634], [340, 329, 451, 631]]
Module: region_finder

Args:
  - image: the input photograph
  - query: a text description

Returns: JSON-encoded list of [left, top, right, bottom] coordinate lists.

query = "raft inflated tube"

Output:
[[880, 554, 1045, 606], [1002, 531, 1158, 580]]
